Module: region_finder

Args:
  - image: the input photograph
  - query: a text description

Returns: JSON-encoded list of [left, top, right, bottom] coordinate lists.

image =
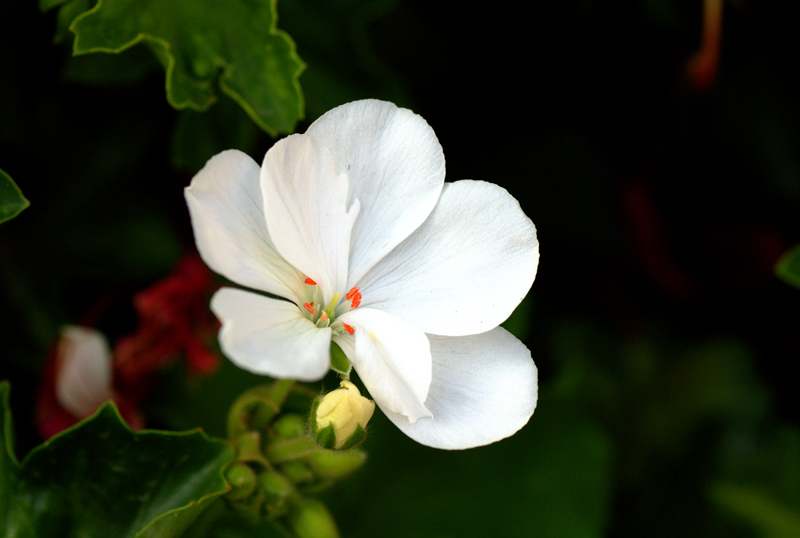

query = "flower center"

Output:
[[301, 277, 360, 335]]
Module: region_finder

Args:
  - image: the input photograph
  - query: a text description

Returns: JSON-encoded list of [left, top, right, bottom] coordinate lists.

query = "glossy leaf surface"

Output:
[[69, 0, 305, 135], [0, 381, 234, 538]]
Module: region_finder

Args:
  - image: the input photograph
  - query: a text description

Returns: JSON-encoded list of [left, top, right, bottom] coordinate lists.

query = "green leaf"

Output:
[[0, 382, 18, 532], [0, 381, 235, 538], [710, 483, 800, 538], [0, 169, 29, 224], [776, 244, 800, 290], [711, 425, 800, 538], [69, 0, 305, 136]]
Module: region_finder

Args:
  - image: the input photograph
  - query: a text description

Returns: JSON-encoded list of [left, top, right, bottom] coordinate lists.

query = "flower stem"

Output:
[[270, 378, 296, 406]]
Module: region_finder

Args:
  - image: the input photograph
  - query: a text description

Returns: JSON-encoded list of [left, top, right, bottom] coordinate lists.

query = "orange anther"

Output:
[[345, 287, 359, 300], [303, 302, 317, 315], [319, 311, 328, 322], [350, 293, 361, 308], [304, 277, 317, 286], [343, 323, 355, 335]]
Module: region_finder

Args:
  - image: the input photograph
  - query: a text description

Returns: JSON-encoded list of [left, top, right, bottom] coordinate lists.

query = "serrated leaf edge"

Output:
[[69, 0, 304, 134]]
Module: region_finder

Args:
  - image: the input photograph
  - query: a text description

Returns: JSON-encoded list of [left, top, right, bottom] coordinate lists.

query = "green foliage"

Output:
[[324, 398, 614, 538], [711, 425, 800, 538], [775, 244, 800, 290], [711, 483, 800, 538], [0, 169, 29, 225], [0, 381, 234, 538], [60, 0, 304, 136]]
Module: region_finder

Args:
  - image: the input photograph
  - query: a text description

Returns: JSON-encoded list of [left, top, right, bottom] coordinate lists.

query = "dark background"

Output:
[[2, 1, 799, 536]]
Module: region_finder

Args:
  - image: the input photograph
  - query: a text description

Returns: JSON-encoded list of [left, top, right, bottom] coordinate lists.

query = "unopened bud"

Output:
[[272, 413, 306, 440], [280, 460, 315, 485], [259, 470, 294, 515], [312, 381, 375, 450], [224, 463, 257, 501], [289, 499, 340, 538]]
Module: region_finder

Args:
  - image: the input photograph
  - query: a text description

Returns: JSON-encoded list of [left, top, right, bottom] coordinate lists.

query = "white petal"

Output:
[[261, 135, 359, 305], [334, 308, 432, 422], [382, 327, 537, 449], [185, 150, 305, 303], [55, 326, 115, 418], [211, 287, 331, 381], [305, 100, 446, 287], [358, 180, 539, 336]]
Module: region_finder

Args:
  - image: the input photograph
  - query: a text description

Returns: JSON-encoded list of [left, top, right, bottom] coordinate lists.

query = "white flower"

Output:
[[185, 99, 539, 449]]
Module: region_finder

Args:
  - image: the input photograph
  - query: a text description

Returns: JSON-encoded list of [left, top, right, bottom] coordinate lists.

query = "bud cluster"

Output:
[[223, 379, 375, 537]]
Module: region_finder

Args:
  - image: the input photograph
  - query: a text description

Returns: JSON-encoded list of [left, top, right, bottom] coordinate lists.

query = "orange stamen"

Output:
[[345, 287, 359, 300], [343, 323, 354, 335], [319, 311, 328, 322], [303, 302, 317, 315], [304, 277, 317, 286], [350, 293, 361, 308]]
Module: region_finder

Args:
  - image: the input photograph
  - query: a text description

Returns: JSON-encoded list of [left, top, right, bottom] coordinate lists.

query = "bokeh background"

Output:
[[2, 1, 799, 536]]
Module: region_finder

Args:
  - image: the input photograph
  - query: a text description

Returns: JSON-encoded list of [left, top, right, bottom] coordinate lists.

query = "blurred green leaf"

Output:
[[0, 381, 234, 538], [0, 383, 18, 532], [320, 396, 613, 538], [69, 0, 305, 136], [0, 169, 29, 224], [517, 402, 614, 538], [775, 244, 800, 290], [712, 425, 800, 538], [710, 483, 800, 538]]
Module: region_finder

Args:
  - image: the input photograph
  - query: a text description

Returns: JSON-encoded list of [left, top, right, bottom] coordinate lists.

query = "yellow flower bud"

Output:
[[314, 381, 375, 450]]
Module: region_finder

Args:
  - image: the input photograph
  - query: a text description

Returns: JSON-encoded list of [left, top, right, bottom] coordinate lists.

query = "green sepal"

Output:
[[0, 169, 29, 225], [309, 396, 335, 450], [313, 423, 337, 450], [309, 395, 368, 451], [337, 423, 367, 451], [776, 244, 800, 290], [0, 381, 234, 538], [329, 341, 351, 376]]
